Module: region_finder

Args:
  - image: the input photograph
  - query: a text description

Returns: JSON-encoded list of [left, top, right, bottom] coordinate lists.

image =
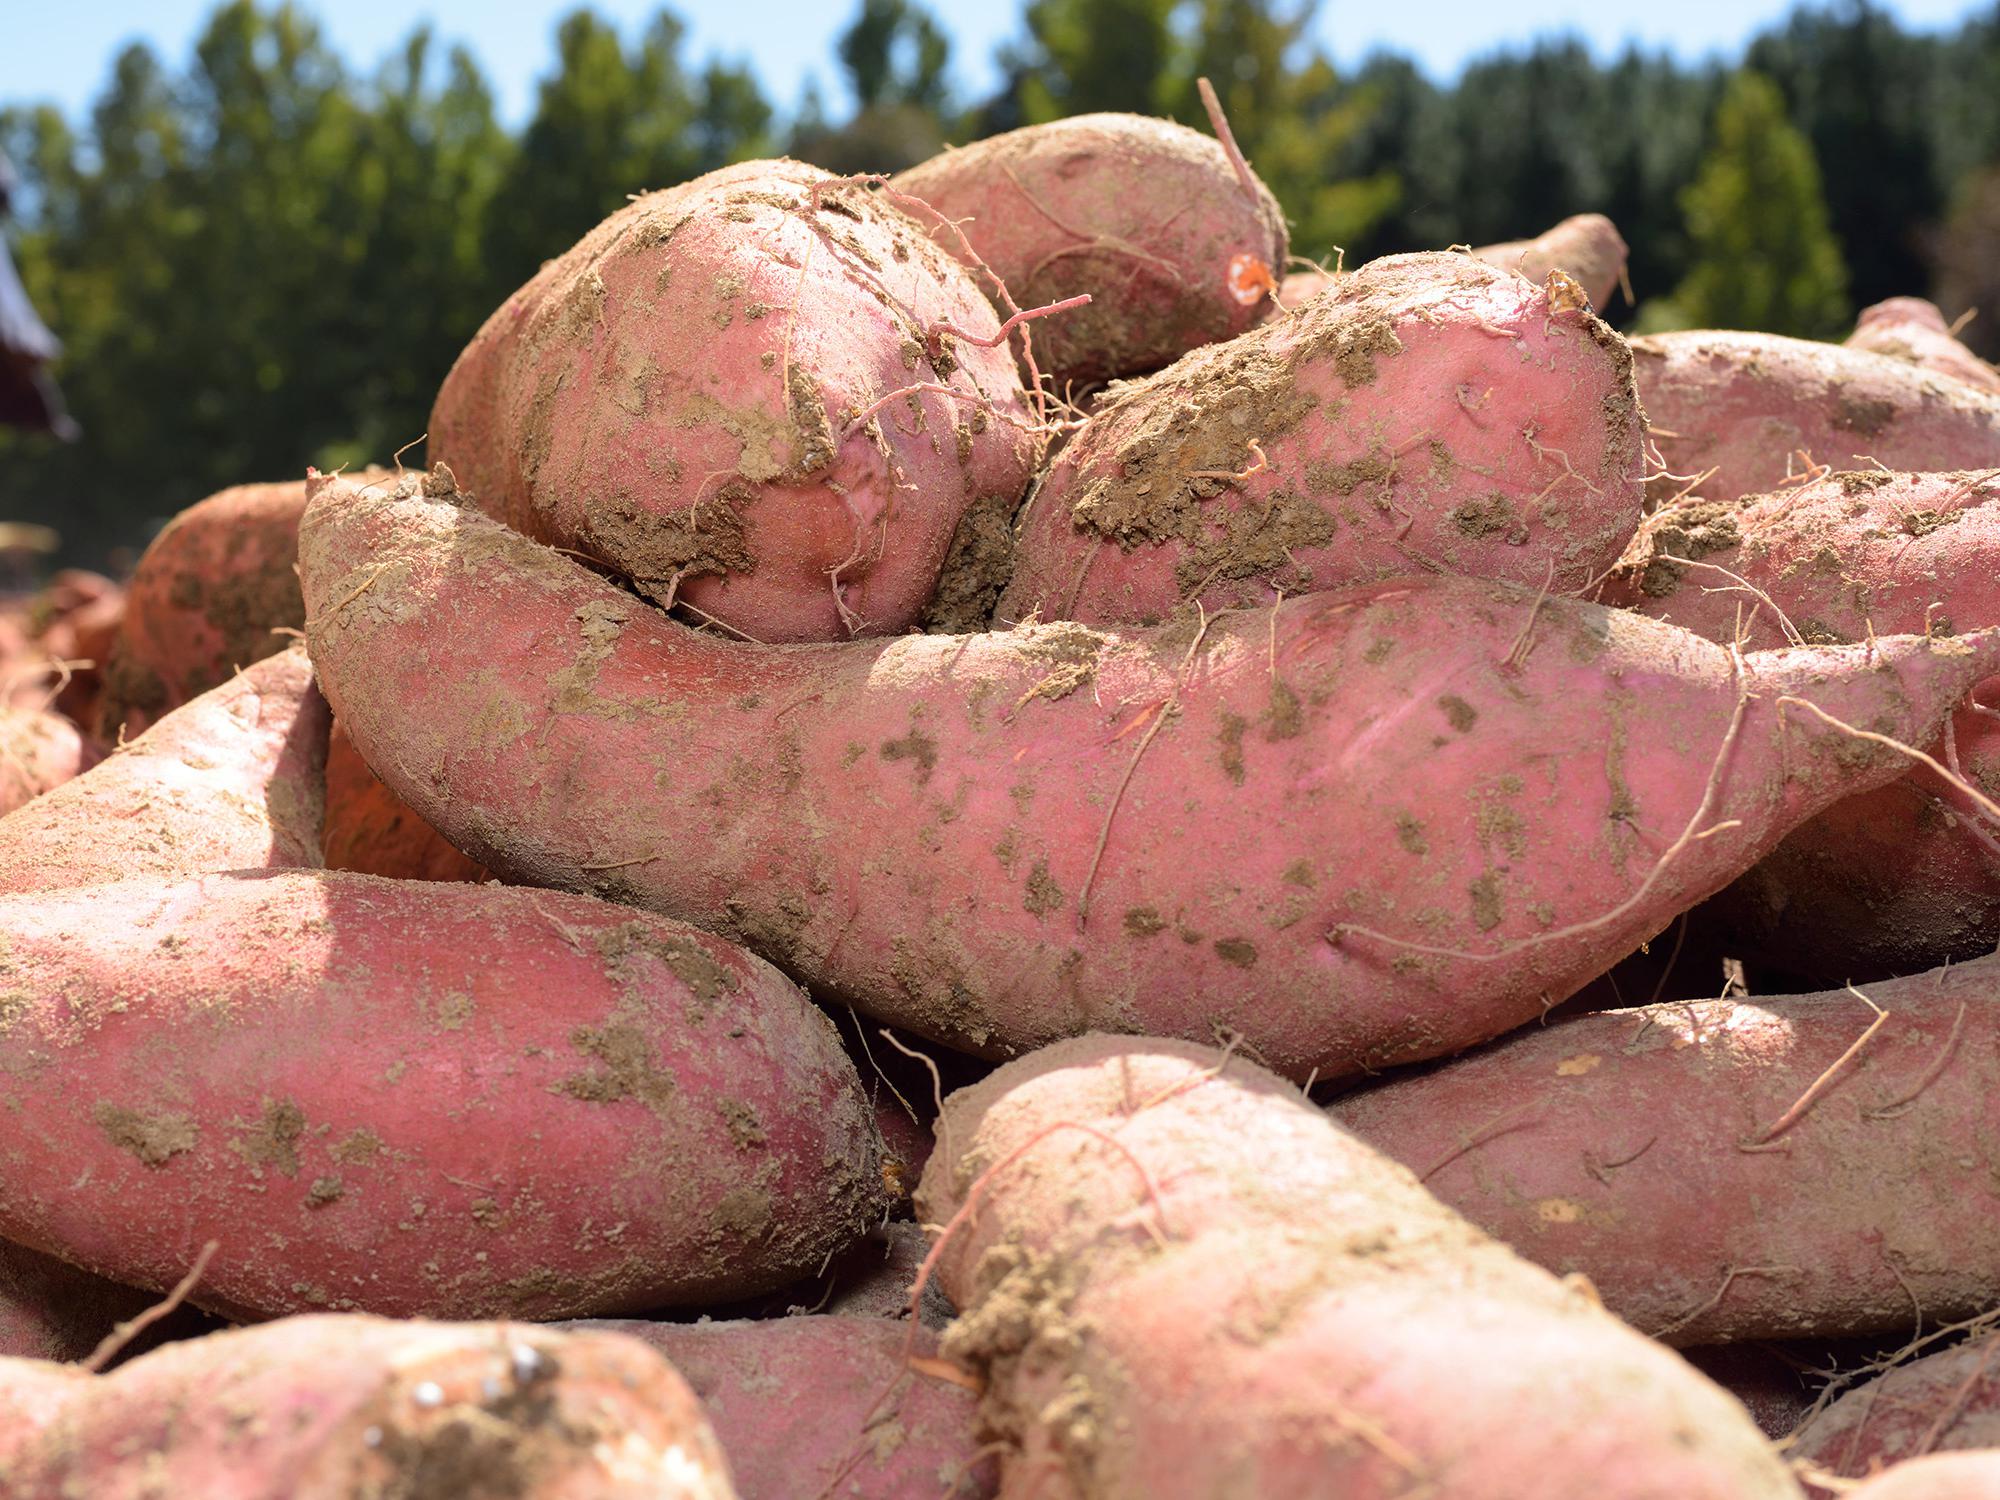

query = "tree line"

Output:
[[2, 0, 1998, 561]]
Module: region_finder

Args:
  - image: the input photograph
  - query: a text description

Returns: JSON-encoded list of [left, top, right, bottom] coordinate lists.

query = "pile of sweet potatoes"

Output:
[[9, 94, 2000, 1500]]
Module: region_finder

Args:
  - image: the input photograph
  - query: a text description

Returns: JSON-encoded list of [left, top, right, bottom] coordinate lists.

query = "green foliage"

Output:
[[1671, 70, 1850, 338], [788, 0, 950, 172]]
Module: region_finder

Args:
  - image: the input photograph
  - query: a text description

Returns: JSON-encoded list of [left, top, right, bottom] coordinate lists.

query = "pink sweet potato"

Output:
[[1847, 297, 2000, 396], [429, 163, 1041, 643], [299, 472, 1999, 1082], [1606, 469, 2000, 978], [1332, 958, 2000, 1344], [96, 470, 388, 740], [1792, 1333, 2000, 1489], [1632, 331, 2000, 505], [322, 716, 487, 882], [1472, 212, 1629, 311], [0, 645, 325, 894], [997, 253, 1644, 627], [570, 1315, 993, 1499], [892, 113, 1288, 386], [915, 1035, 1798, 1498], [0, 1314, 737, 1498], [0, 705, 93, 815], [0, 869, 886, 1320], [1840, 1453, 2000, 1499]]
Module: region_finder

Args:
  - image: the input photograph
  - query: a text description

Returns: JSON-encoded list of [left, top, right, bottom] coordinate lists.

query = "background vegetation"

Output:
[[3, 0, 1997, 563]]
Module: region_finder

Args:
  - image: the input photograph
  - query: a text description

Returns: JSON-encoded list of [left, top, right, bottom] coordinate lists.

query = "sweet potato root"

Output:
[[0, 1314, 737, 1498], [1792, 1333, 2000, 1490], [0, 869, 885, 1320], [1332, 957, 2000, 1344], [429, 162, 1041, 642], [300, 472, 2000, 1081], [323, 717, 486, 882], [1472, 213, 1628, 311], [0, 646, 325, 894], [914, 1035, 1798, 1498], [1846, 297, 2000, 396], [893, 113, 1288, 386], [1632, 331, 2000, 504], [0, 705, 94, 816], [570, 1315, 993, 1499], [997, 253, 1644, 627]]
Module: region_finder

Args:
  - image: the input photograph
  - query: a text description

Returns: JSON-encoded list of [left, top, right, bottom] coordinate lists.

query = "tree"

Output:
[[1009, 0, 1177, 122], [1670, 70, 1850, 338], [790, 0, 951, 174]]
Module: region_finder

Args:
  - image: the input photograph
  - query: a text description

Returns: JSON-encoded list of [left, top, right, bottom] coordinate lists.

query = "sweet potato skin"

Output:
[[0, 1314, 738, 1499], [429, 163, 1039, 643], [322, 716, 485, 882], [0, 869, 885, 1321], [997, 253, 1644, 627], [1847, 296, 2000, 395], [1472, 213, 1628, 310], [299, 475, 2000, 1082], [1840, 1453, 2000, 1499], [892, 113, 1288, 385], [1632, 331, 2000, 504], [915, 1036, 1798, 1499], [1333, 958, 2000, 1344], [0, 646, 326, 895], [1791, 1334, 2000, 1490], [0, 705, 93, 815], [569, 1316, 993, 1499]]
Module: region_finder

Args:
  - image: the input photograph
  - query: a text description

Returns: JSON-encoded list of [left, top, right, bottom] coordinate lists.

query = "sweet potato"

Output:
[[0, 646, 325, 894], [0, 868, 886, 1320], [1632, 331, 2000, 504], [0, 705, 93, 815], [914, 1035, 1798, 1498], [1332, 957, 2000, 1343], [299, 471, 1999, 1081], [29, 570, 122, 730], [1840, 1453, 2000, 1499], [323, 716, 486, 882], [1847, 297, 2000, 395], [1606, 469, 2000, 979], [1279, 266, 1336, 305], [1792, 1333, 2000, 1489], [892, 113, 1287, 386], [97, 471, 388, 740], [429, 162, 1041, 643], [0, 1313, 737, 1498], [1472, 213, 1629, 311], [996, 253, 1644, 627], [570, 1315, 993, 1499]]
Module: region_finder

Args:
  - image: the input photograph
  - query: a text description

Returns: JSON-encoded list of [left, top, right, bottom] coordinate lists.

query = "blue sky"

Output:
[[4, 0, 1991, 124]]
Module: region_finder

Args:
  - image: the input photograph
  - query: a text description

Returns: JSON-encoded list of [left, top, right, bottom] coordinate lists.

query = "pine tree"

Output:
[[1670, 69, 1850, 337]]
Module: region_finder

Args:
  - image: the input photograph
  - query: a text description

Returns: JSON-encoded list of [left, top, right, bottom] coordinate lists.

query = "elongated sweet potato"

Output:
[[1840, 1453, 2000, 1499], [0, 705, 93, 815], [997, 253, 1644, 627], [323, 716, 486, 882], [0, 1314, 737, 1498], [1792, 1333, 2000, 1490], [97, 470, 389, 740], [1632, 331, 2000, 504], [915, 1036, 1798, 1498], [1333, 957, 2000, 1344], [0, 869, 885, 1321], [0, 645, 325, 894], [1472, 213, 1628, 311], [892, 113, 1287, 386], [570, 1316, 992, 1499], [300, 473, 1998, 1081], [1606, 469, 2000, 979], [1847, 297, 2000, 395], [429, 162, 1040, 643]]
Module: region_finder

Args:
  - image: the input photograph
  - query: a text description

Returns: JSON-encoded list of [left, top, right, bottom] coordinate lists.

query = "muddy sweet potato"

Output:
[[996, 253, 1644, 627], [1472, 213, 1628, 311], [97, 470, 389, 740], [323, 717, 486, 882], [1606, 469, 2000, 979], [0, 869, 885, 1321], [1632, 331, 2000, 505], [1792, 1333, 2000, 1491], [892, 113, 1288, 387], [0, 646, 325, 894], [299, 472, 1998, 1082], [0, 1313, 737, 1498], [1333, 957, 2000, 1344], [429, 162, 1040, 643], [1847, 297, 2000, 396], [0, 705, 94, 816], [914, 1035, 1798, 1498], [1839, 1453, 2000, 1499], [570, 1315, 992, 1499]]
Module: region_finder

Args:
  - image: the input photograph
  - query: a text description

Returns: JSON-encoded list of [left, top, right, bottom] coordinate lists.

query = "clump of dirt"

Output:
[[1625, 501, 1745, 597], [92, 1102, 197, 1167], [922, 490, 1020, 633]]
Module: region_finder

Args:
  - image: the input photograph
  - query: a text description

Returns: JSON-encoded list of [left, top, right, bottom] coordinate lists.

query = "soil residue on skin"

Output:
[[1626, 501, 1745, 598], [232, 1097, 308, 1177], [92, 1102, 198, 1167], [922, 490, 1020, 633]]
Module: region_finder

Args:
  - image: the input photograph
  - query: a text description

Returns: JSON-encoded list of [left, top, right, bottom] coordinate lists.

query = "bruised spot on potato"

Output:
[[232, 1098, 307, 1177], [1438, 695, 1478, 734], [880, 728, 938, 784], [1024, 861, 1065, 917], [1214, 938, 1258, 968], [1556, 1054, 1602, 1076], [1124, 906, 1168, 937], [93, 1102, 197, 1167], [1469, 871, 1505, 932]]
